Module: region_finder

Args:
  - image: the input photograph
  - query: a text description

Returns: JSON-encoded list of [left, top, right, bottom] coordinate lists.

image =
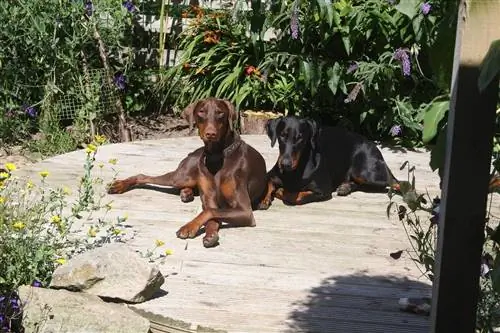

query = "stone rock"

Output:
[[50, 243, 165, 303], [19, 285, 150, 333]]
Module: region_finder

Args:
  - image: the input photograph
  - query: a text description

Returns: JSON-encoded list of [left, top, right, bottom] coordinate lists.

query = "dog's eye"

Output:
[[197, 110, 206, 117]]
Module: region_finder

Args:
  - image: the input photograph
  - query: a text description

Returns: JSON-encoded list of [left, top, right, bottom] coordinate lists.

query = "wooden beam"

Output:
[[430, 0, 500, 332]]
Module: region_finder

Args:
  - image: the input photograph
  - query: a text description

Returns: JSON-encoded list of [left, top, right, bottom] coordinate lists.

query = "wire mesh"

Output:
[[57, 68, 119, 121]]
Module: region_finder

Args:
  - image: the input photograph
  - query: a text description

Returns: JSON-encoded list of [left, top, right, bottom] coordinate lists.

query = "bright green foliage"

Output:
[[160, 0, 458, 143]]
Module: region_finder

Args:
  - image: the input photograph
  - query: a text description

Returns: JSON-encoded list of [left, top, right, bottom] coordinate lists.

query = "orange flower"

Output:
[[244, 66, 261, 77], [181, 11, 189, 18], [203, 31, 220, 44], [245, 66, 256, 76]]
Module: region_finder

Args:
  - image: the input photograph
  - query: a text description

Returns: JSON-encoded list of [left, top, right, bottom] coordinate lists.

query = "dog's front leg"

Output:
[[277, 190, 331, 205], [107, 154, 199, 195]]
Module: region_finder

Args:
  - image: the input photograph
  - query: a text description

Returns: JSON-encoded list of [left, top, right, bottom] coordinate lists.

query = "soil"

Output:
[[1, 114, 191, 170]]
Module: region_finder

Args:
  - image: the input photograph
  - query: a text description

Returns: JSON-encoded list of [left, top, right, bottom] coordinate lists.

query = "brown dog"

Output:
[[107, 98, 273, 247]]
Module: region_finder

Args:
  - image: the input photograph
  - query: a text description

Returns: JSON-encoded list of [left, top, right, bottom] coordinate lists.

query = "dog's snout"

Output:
[[204, 127, 217, 140], [280, 158, 293, 171]]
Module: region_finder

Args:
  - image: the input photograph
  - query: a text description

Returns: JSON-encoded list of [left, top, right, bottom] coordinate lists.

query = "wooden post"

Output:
[[430, 0, 500, 332]]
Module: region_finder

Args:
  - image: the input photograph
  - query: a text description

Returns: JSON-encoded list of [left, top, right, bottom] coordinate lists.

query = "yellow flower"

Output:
[[13, 221, 26, 230], [55, 258, 66, 265], [122, 212, 128, 221], [165, 249, 174, 256], [86, 144, 97, 153], [98, 163, 104, 169], [94, 135, 107, 145], [155, 239, 165, 247], [4, 163, 16, 172], [108, 158, 118, 165], [112, 228, 121, 235], [0, 196, 5, 204], [26, 179, 34, 189], [0, 172, 9, 179], [51, 215, 62, 224], [39, 171, 49, 178], [88, 226, 98, 237], [105, 202, 113, 210], [62, 186, 71, 195]]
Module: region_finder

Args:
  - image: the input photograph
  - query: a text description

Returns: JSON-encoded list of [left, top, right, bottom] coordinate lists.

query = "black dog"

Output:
[[266, 115, 399, 205]]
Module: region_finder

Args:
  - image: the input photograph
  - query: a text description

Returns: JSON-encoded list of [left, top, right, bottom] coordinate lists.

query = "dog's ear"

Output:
[[266, 117, 281, 147], [220, 99, 237, 131], [182, 100, 200, 132], [307, 119, 319, 150]]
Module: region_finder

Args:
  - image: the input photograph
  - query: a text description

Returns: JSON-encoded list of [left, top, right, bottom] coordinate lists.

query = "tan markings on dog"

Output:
[[353, 177, 367, 185], [291, 151, 302, 170], [296, 191, 314, 203], [220, 179, 237, 202]]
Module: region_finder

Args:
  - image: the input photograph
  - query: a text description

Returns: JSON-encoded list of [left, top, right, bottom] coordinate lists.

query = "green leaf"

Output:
[[327, 62, 341, 95], [429, 14, 457, 91], [341, 34, 351, 55], [394, 0, 420, 19], [478, 39, 500, 93], [332, 8, 341, 27], [300, 60, 312, 86], [412, 14, 423, 40], [422, 101, 449, 143]]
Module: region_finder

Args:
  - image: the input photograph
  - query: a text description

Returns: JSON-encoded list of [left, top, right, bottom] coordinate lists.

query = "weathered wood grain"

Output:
[[18, 135, 439, 333]]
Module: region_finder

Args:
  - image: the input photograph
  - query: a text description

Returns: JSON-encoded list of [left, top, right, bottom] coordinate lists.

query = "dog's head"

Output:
[[265, 116, 319, 172], [182, 98, 237, 151]]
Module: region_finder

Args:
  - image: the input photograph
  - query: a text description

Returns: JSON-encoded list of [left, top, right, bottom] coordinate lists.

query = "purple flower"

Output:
[[122, 0, 135, 13], [346, 62, 358, 74], [32, 280, 42, 287], [420, 2, 431, 15], [290, 4, 299, 40], [24, 105, 37, 118], [113, 73, 126, 90], [393, 48, 411, 77], [10, 298, 19, 310], [84, 1, 93, 17], [389, 124, 402, 136]]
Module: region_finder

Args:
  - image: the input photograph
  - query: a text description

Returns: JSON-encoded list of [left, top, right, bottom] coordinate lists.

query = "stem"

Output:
[[158, 0, 167, 70], [92, 24, 131, 142]]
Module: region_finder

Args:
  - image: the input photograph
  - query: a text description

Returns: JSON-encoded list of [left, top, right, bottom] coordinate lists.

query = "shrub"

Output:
[[160, 0, 458, 144], [0, 0, 137, 149], [0, 136, 128, 332]]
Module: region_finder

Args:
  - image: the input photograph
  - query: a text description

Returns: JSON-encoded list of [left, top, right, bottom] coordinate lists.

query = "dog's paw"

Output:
[[203, 231, 220, 248], [107, 179, 130, 194], [176, 223, 199, 239], [257, 197, 273, 210], [274, 188, 285, 200], [180, 188, 195, 203], [336, 183, 352, 196]]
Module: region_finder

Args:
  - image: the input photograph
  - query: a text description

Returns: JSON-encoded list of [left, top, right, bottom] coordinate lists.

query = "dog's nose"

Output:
[[280, 159, 293, 171], [204, 129, 217, 140]]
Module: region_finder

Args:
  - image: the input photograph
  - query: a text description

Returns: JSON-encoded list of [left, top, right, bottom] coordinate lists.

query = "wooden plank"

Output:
[[430, 0, 500, 332], [19, 135, 435, 332]]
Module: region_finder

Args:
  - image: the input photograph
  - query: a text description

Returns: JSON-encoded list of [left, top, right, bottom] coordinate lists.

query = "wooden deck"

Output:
[[20, 135, 439, 333]]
